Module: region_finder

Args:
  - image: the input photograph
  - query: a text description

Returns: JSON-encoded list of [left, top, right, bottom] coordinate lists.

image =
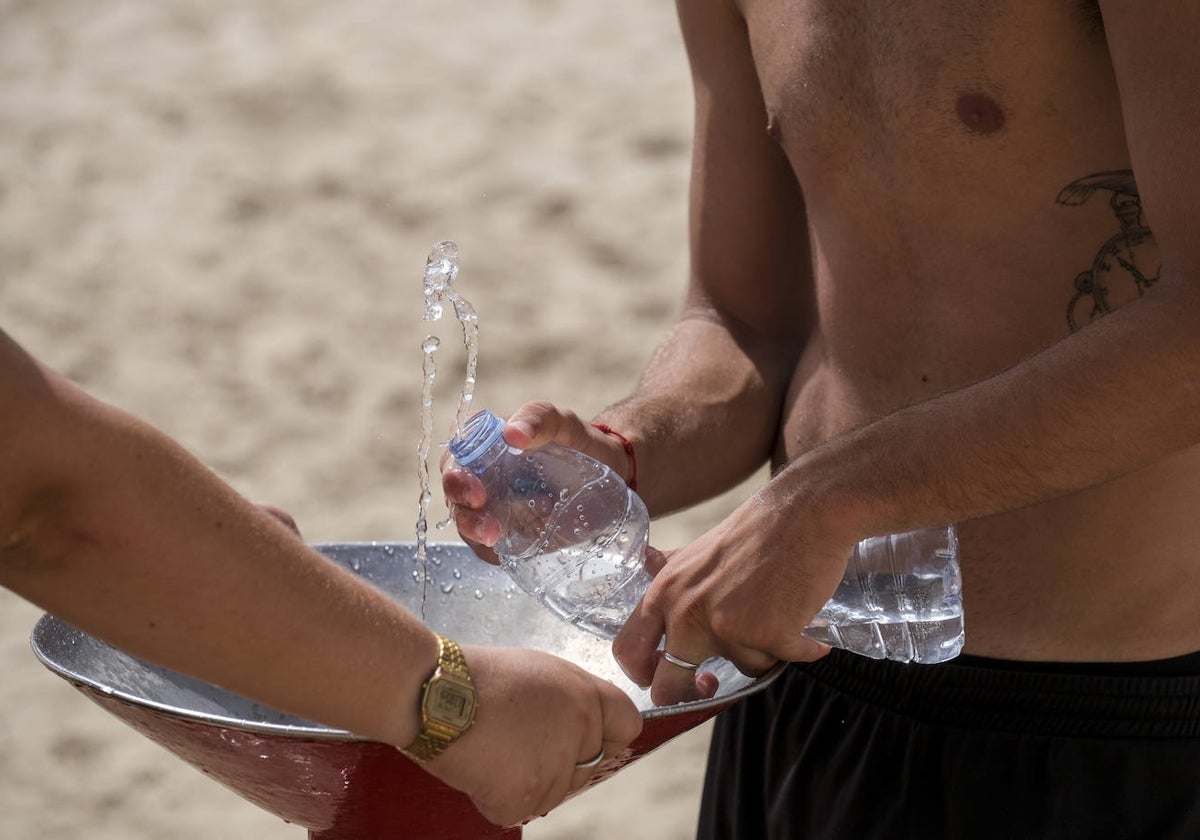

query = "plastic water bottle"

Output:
[[449, 409, 650, 639], [800, 528, 964, 663], [449, 409, 964, 663]]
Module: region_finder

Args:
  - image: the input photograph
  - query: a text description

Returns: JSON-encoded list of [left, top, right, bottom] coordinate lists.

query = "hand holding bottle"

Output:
[[441, 400, 637, 562], [441, 400, 720, 704]]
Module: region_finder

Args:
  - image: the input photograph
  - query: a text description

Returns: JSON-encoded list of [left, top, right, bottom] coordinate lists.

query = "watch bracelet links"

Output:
[[400, 633, 471, 763]]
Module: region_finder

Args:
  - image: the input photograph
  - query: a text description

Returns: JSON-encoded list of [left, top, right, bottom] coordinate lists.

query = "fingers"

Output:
[[650, 649, 719, 707], [611, 594, 665, 688], [442, 465, 501, 556], [563, 675, 644, 800], [613, 597, 718, 704], [595, 670, 645, 746], [504, 400, 592, 452], [451, 503, 501, 549], [442, 465, 487, 509], [492, 678, 641, 827], [643, 545, 669, 577], [443, 648, 644, 829], [615, 547, 708, 703]]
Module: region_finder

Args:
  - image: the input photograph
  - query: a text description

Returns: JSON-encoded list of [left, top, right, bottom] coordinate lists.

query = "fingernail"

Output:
[[508, 419, 534, 442]]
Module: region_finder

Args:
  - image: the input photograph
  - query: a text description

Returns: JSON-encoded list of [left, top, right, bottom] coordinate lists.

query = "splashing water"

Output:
[[415, 241, 482, 616], [422, 240, 479, 429]]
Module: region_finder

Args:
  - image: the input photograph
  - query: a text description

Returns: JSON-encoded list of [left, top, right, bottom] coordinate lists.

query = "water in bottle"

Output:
[[801, 528, 964, 663], [448, 408, 652, 639]]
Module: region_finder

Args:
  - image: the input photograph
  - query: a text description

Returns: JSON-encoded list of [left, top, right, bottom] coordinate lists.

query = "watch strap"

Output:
[[400, 634, 475, 763]]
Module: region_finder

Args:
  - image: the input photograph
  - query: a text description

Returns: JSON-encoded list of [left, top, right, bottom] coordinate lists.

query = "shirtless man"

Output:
[[447, 1, 1200, 836]]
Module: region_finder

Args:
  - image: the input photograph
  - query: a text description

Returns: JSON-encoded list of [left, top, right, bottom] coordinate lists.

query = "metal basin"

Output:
[[31, 541, 781, 840]]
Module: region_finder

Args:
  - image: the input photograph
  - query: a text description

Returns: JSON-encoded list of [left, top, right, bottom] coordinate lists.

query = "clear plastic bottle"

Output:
[[800, 528, 965, 663], [449, 409, 650, 639], [449, 409, 964, 663]]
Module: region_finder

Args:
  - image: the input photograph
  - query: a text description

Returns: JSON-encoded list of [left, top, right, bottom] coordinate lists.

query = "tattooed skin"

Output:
[[1057, 170, 1161, 332]]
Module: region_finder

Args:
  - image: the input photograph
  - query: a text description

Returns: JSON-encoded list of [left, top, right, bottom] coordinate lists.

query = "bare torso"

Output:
[[744, 0, 1200, 661]]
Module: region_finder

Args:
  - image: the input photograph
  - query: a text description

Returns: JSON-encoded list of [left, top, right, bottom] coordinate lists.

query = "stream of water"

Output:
[[415, 240, 480, 616]]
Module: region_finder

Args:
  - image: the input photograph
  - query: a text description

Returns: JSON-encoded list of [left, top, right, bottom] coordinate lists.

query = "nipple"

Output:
[[955, 92, 1006, 135], [766, 108, 782, 142]]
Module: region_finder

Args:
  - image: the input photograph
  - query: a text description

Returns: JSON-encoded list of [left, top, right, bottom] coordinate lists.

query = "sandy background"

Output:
[[0, 2, 764, 837]]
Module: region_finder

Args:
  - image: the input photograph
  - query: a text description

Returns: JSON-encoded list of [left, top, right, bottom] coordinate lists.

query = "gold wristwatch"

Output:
[[400, 634, 478, 763]]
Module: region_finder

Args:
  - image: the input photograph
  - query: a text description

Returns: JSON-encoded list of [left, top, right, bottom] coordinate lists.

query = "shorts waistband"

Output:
[[795, 649, 1200, 738]]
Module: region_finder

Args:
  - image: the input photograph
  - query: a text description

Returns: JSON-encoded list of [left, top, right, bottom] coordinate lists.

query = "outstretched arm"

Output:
[[0, 328, 642, 826]]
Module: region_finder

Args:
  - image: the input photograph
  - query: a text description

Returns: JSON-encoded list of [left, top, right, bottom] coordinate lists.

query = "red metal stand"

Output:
[[88, 689, 716, 840]]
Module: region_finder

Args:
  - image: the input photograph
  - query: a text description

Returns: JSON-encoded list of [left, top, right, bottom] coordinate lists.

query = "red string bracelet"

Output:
[[591, 423, 638, 491]]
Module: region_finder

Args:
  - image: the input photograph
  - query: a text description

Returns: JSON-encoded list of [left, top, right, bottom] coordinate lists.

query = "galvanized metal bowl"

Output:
[[32, 542, 782, 840]]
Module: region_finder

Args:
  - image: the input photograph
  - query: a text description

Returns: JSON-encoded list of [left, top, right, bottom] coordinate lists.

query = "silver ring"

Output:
[[662, 651, 701, 671], [574, 747, 605, 770]]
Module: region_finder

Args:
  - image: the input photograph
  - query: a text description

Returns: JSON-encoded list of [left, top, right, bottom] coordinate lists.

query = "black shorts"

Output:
[[698, 649, 1200, 840]]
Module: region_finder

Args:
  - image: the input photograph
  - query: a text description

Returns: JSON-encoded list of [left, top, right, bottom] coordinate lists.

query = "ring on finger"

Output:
[[574, 747, 605, 770], [662, 651, 702, 671]]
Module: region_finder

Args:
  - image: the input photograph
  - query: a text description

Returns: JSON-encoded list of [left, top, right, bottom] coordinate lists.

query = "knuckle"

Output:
[[522, 399, 558, 427], [609, 630, 643, 664], [707, 603, 742, 641]]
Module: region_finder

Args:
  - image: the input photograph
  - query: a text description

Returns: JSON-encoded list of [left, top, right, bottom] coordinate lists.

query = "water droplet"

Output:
[[441, 582, 456, 594], [473, 589, 485, 600], [422, 336, 441, 354]]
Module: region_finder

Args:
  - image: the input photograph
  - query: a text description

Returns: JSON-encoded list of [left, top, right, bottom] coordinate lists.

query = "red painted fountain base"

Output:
[[88, 689, 717, 840]]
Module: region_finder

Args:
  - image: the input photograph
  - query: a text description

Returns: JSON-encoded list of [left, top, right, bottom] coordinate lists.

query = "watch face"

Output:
[[426, 677, 476, 730]]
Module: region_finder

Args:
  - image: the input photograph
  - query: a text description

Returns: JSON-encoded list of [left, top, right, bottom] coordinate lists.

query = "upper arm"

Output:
[[1099, 3, 1200, 282], [675, 0, 813, 350]]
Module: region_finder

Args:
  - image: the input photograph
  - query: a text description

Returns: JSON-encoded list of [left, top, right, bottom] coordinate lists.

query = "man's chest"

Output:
[[740, 1, 1118, 188]]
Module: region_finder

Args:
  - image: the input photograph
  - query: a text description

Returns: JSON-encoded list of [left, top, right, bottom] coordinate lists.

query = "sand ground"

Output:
[[0, 2, 765, 837]]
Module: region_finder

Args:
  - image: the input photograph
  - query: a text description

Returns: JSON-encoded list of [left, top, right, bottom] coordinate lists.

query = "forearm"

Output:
[[0, 342, 435, 748], [596, 309, 796, 517], [782, 274, 1200, 541]]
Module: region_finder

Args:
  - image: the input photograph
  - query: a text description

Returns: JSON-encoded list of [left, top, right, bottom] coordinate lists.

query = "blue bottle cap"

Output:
[[448, 409, 507, 466]]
